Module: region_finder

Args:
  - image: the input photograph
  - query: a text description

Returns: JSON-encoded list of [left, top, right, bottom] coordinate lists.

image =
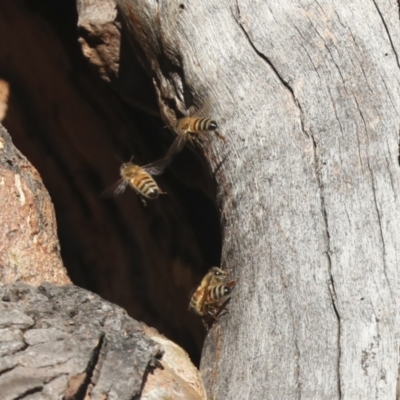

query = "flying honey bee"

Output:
[[166, 112, 226, 158], [189, 267, 236, 327], [107, 157, 171, 205]]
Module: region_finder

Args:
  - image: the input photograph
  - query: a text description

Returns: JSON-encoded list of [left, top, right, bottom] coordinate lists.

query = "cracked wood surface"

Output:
[[0, 282, 163, 400], [81, 0, 400, 398]]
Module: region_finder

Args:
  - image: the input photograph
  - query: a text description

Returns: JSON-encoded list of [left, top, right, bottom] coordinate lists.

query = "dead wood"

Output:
[[80, 0, 400, 398], [0, 282, 162, 399]]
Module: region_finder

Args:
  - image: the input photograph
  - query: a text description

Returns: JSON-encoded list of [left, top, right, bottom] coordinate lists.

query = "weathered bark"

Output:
[[94, 0, 400, 398], [0, 283, 207, 400], [0, 281, 208, 400], [0, 282, 161, 400]]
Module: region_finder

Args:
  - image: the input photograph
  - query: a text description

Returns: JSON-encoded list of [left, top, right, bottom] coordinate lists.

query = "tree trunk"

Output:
[[114, 0, 400, 398]]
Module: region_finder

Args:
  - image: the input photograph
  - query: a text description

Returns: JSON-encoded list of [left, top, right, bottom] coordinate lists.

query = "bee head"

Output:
[[210, 267, 227, 279]]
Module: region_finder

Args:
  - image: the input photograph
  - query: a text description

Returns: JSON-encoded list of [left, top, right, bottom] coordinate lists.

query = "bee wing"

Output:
[[166, 134, 187, 158], [101, 179, 128, 198], [141, 157, 172, 176], [114, 179, 129, 194]]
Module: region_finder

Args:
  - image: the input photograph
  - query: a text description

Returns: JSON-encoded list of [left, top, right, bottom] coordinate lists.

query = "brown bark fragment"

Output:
[[0, 125, 70, 285], [0, 80, 9, 122], [142, 325, 206, 400]]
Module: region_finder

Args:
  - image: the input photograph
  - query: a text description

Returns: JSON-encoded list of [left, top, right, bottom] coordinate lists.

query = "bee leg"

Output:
[[202, 318, 212, 330], [216, 298, 232, 316], [140, 197, 147, 206], [160, 190, 168, 195], [216, 307, 229, 318], [215, 131, 226, 141], [206, 308, 220, 321], [202, 315, 216, 331], [202, 309, 223, 331]]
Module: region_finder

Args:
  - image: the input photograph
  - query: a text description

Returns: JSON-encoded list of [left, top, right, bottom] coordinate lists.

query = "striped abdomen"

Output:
[[131, 172, 160, 199], [189, 288, 206, 316], [189, 275, 212, 316], [206, 282, 235, 304], [177, 117, 218, 134], [189, 117, 217, 132]]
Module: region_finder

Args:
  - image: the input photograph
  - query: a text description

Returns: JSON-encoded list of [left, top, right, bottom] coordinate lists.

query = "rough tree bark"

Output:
[[0, 281, 206, 399], [84, 0, 400, 398]]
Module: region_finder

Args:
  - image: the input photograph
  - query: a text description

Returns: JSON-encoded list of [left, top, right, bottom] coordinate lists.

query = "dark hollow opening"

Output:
[[1, 0, 222, 366]]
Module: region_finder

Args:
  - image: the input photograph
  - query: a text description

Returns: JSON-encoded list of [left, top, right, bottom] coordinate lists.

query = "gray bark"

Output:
[[0, 282, 163, 400], [114, 0, 400, 399]]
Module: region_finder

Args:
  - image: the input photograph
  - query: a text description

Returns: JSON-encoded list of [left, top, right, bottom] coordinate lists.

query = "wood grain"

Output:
[[114, 0, 400, 398]]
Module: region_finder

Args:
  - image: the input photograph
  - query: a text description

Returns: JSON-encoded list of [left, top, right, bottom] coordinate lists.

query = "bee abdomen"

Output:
[[209, 284, 232, 301], [192, 118, 218, 132], [134, 175, 159, 199]]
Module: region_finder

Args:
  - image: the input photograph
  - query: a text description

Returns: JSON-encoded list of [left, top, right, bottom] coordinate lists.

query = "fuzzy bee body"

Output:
[[189, 267, 235, 327], [119, 163, 160, 200], [107, 157, 170, 205], [203, 280, 236, 319], [176, 117, 218, 136], [206, 282, 234, 305], [166, 115, 225, 158], [189, 267, 228, 316]]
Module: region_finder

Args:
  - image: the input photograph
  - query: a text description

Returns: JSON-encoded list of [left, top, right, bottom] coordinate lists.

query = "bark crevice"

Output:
[[311, 135, 342, 399], [367, 159, 393, 298], [13, 386, 43, 400], [351, 94, 365, 167], [371, 0, 400, 69], [353, 94, 393, 297], [76, 333, 106, 399], [233, 1, 309, 140]]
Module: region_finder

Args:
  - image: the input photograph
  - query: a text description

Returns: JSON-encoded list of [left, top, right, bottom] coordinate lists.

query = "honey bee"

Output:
[[189, 267, 228, 315], [110, 157, 170, 205], [205, 280, 236, 318], [166, 116, 226, 158], [189, 267, 236, 327]]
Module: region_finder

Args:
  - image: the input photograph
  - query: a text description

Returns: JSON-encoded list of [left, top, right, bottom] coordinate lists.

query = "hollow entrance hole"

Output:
[[2, 0, 222, 366]]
